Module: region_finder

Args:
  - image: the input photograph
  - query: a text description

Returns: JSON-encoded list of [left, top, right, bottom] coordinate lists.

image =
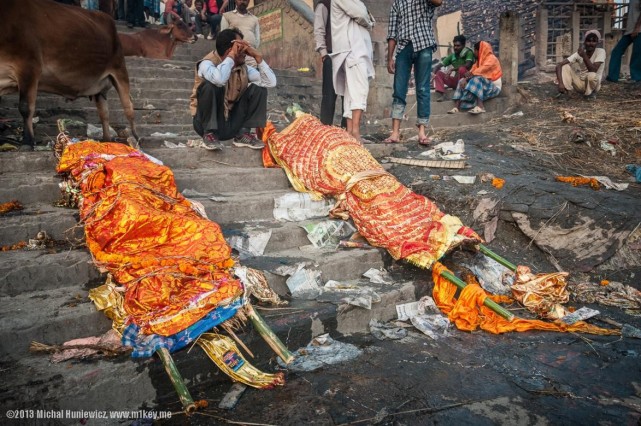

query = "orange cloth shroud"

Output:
[[57, 142, 243, 336], [432, 263, 618, 335], [265, 115, 482, 269]]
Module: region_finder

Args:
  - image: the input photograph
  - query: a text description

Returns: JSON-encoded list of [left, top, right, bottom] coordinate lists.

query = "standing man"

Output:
[[606, 0, 641, 83], [199, 0, 225, 40], [385, 0, 442, 146], [432, 35, 474, 102], [330, 0, 374, 142], [220, 0, 260, 50], [314, 0, 340, 126], [556, 30, 606, 99], [127, 0, 146, 28]]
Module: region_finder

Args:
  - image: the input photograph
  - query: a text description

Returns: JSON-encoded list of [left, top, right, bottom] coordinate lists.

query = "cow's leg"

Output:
[[18, 75, 39, 150], [94, 93, 112, 142], [110, 70, 139, 148]]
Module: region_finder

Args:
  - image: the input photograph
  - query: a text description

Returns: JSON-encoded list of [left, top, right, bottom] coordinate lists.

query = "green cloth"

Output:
[[441, 47, 475, 69]]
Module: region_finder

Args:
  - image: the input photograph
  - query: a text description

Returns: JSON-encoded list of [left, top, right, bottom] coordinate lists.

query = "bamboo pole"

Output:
[[245, 304, 295, 364], [157, 348, 197, 414], [478, 244, 517, 272], [439, 269, 515, 322]]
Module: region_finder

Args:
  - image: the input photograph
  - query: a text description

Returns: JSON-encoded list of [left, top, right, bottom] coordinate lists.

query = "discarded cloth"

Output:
[[431, 262, 618, 335]]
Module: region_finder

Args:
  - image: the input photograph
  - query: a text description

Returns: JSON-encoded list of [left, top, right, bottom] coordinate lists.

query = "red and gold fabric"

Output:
[[58, 141, 243, 336], [265, 114, 481, 269]]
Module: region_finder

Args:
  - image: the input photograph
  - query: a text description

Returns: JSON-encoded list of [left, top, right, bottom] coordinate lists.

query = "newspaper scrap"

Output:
[[363, 268, 391, 284], [286, 268, 323, 299], [318, 280, 381, 310], [301, 220, 357, 249], [227, 229, 272, 259], [396, 296, 439, 321], [452, 175, 477, 184], [273, 193, 333, 222]]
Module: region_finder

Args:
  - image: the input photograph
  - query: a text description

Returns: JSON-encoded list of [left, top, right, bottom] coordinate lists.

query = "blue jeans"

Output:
[[607, 34, 641, 82], [391, 42, 433, 126]]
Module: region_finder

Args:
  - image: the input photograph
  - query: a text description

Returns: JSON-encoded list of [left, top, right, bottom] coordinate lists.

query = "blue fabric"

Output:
[[626, 165, 641, 183], [607, 34, 641, 82], [452, 76, 501, 110], [122, 298, 243, 358], [392, 42, 433, 125], [144, 0, 161, 15]]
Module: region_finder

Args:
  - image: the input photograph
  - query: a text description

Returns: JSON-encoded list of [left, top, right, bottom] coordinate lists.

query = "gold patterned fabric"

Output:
[[266, 115, 481, 268], [57, 141, 243, 336]]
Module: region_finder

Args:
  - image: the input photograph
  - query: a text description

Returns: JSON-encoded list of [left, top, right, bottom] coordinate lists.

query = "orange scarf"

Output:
[[471, 41, 502, 81]]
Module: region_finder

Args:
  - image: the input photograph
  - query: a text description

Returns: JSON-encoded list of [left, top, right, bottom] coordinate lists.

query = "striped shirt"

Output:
[[387, 0, 438, 54]]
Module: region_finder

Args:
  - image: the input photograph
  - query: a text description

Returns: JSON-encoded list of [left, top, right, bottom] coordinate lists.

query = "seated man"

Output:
[[432, 35, 474, 102], [556, 30, 606, 99], [163, 0, 182, 25], [191, 28, 277, 151], [449, 41, 502, 114]]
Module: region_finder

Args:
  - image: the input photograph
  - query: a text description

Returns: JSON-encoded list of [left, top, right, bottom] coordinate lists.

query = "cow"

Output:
[[0, 0, 138, 150], [119, 20, 197, 59]]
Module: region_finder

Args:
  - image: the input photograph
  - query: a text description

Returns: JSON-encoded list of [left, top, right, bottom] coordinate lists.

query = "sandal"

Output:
[[382, 136, 401, 144], [469, 106, 486, 115], [447, 107, 459, 114]]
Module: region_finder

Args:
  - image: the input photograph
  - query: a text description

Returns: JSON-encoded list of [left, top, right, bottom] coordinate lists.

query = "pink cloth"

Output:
[[434, 66, 468, 93]]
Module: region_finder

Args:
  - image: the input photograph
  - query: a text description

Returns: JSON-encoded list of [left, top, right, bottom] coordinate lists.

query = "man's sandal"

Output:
[[447, 107, 459, 114], [469, 106, 486, 115]]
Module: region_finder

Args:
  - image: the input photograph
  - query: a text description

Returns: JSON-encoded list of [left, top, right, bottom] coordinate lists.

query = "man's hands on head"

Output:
[[231, 40, 263, 64]]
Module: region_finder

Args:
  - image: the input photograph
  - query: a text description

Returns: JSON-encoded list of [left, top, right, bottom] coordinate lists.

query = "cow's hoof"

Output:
[[18, 144, 34, 152]]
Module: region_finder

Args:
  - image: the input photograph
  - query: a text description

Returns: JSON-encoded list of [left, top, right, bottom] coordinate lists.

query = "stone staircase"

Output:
[[0, 28, 507, 414]]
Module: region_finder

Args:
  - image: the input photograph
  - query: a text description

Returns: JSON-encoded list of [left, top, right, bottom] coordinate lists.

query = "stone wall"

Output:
[[252, 0, 317, 72]]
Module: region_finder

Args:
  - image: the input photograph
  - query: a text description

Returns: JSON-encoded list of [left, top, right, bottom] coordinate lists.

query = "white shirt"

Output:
[[314, 3, 329, 57], [567, 48, 606, 82], [197, 57, 277, 88]]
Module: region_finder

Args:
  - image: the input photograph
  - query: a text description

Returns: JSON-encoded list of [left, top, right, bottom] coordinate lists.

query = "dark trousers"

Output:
[[127, 0, 144, 26], [193, 82, 268, 140], [207, 13, 222, 37], [117, 0, 126, 20], [320, 57, 346, 127]]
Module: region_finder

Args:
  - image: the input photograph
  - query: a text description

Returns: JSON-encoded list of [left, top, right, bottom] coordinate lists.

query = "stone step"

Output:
[[0, 249, 104, 297], [0, 242, 387, 360], [0, 204, 80, 246], [0, 95, 191, 111], [0, 144, 402, 174], [1, 273, 419, 412], [1, 107, 192, 127], [0, 284, 113, 359], [0, 200, 312, 254], [241, 245, 386, 297], [1, 161, 290, 197]]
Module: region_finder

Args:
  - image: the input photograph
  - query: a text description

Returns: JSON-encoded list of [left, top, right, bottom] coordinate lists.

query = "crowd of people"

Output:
[[57, 0, 640, 150]]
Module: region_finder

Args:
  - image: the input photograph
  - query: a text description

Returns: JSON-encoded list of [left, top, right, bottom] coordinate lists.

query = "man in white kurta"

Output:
[[329, 0, 374, 141]]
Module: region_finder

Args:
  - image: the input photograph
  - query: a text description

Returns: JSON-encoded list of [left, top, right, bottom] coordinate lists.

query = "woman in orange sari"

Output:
[[448, 41, 502, 114]]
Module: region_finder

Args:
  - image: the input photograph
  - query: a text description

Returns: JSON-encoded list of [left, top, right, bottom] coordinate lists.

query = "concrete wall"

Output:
[[436, 11, 463, 59]]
